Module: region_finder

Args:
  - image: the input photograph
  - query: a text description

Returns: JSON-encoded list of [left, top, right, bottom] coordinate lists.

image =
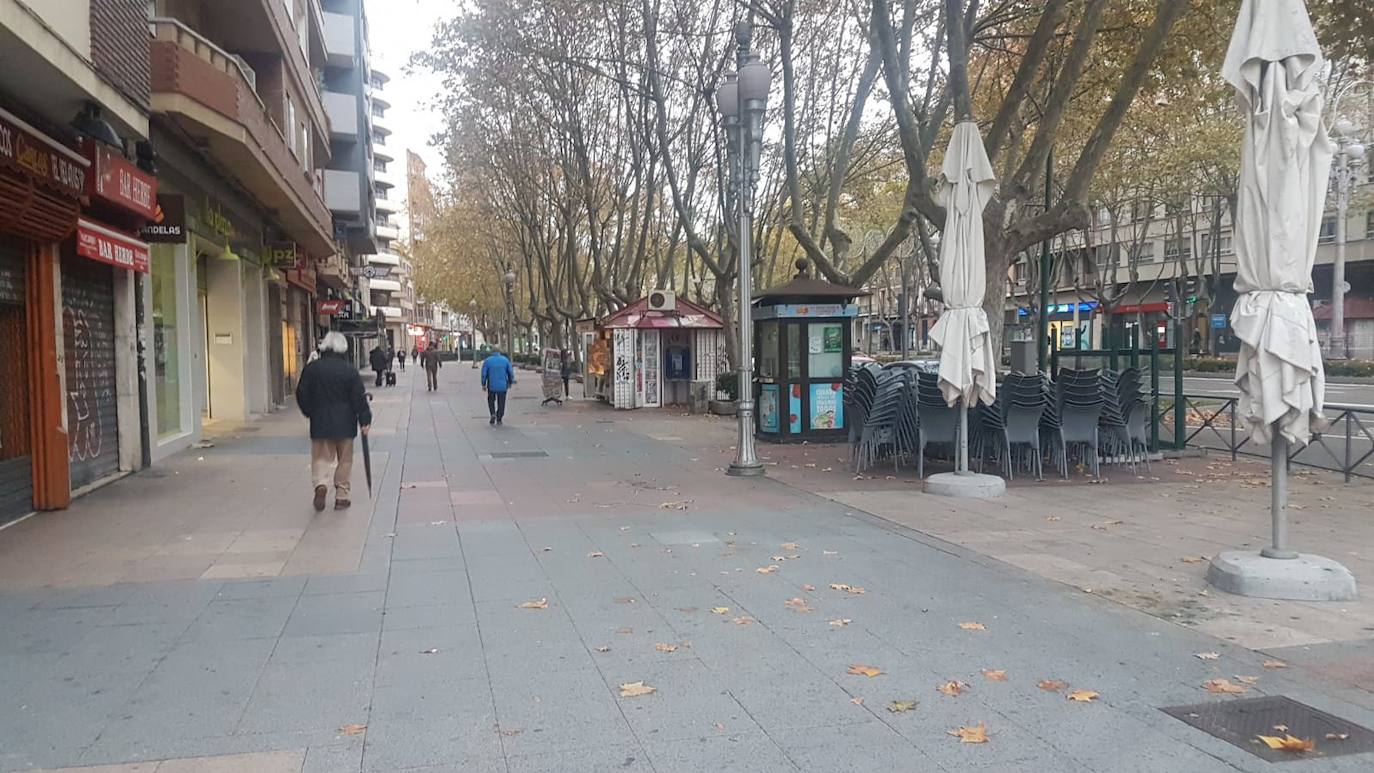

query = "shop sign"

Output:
[[140, 194, 186, 243], [0, 107, 87, 198], [350, 264, 393, 278], [1210, 313, 1227, 329], [265, 241, 299, 268], [200, 197, 234, 238], [316, 299, 346, 315], [1017, 301, 1099, 317], [755, 303, 857, 320], [75, 218, 150, 273], [82, 140, 156, 219]]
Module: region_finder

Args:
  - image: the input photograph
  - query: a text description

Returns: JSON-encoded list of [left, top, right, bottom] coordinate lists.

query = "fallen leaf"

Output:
[[802, 584, 816, 591], [784, 597, 812, 613], [616, 627, 634, 635], [822, 550, 838, 555], [1203, 678, 1248, 694], [654, 642, 678, 653], [830, 583, 865, 594], [588, 551, 605, 558], [1255, 734, 1314, 752], [1038, 680, 1067, 692], [958, 622, 986, 631], [1045, 515, 1062, 522], [711, 607, 730, 615], [887, 699, 920, 713], [614, 596, 636, 604], [937, 680, 967, 697], [982, 669, 1007, 682], [1234, 675, 1259, 685], [594, 645, 611, 653], [1325, 732, 1350, 741], [828, 618, 851, 627], [1090, 520, 1124, 530], [618, 681, 656, 698], [339, 723, 367, 736], [1273, 725, 1289, 732], [1195, 652, 1221, 660], [420, 648, 439, 655], [781, 542, 799, 551], [1262, 659, 1288, 669], [1180, 556, 1208, 564], [1067, 689, 1099, 702], [756, 565, 779, 574], [732, 616, 755, 626], [848, 664, 883, 678], [658, 501, 690, 510], [499, 728, 522, 737], [948, 723, 989, 744], [770, 555, 787, 562], [850, 697, 864, 705], [517, 598, 549, 609], [677, 607, 698, 614]]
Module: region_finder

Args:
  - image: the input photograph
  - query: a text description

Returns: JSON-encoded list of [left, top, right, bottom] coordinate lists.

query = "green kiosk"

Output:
[[752, 260, 868, 443]]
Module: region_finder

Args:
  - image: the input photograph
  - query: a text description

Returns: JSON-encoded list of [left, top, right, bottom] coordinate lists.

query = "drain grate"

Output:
[[488, 451, 549, 459], [1162, 695, 1374, 762]]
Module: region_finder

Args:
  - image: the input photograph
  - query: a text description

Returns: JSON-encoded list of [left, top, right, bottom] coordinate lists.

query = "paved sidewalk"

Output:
[[1, 366, 1373, 772]]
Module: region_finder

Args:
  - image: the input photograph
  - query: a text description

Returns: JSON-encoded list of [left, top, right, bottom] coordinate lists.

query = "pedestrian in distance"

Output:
[[296, 332, 372, 512], [411, 347, 419, 363], [560, 350, 573, 398], [421, 343, 443, 392], [369, 345, 389, 388], [481, 345, 516, 425], [396, 348, 406, 372]]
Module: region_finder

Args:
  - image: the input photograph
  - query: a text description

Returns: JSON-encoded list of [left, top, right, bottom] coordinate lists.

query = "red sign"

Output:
[[0, 106, 87, 198], [316, 299, 346, 315], [75, 218, 150, 273], [1112, 302, 1169, 315], [83, 140, 157, 219]]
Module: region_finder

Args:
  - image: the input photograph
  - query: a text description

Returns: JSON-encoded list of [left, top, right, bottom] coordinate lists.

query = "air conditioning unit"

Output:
[[647, 289, 676, 312]]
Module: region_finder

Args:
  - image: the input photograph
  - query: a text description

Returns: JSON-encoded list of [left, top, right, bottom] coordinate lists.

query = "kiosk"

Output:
[[753, 262, 868, 443], [582, 294, 728, 409]]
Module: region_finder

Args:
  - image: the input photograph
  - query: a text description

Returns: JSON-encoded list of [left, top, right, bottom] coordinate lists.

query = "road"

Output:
[[1183, 376, 1374, 409]]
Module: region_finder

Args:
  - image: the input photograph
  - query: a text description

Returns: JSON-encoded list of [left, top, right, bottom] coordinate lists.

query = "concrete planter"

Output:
[[709, 400, 738, 416]]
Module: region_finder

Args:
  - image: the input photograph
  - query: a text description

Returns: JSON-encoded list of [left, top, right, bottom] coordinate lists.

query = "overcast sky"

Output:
[[364, 0, 451, 183]]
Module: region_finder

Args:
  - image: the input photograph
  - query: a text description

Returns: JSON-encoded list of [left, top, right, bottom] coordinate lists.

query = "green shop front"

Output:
[[752, 270, 867, 443]]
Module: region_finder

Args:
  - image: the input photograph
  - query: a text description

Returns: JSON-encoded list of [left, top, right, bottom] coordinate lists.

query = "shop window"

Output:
[[1163, 238, 1191, 262], [1319, 215, 1336, 244], [1366, 211, 1373, 240], [807, 323, 845, 379], [1200, 231, 1233, 256], [758, 321, 779, 379], [1130, 242, 1156, 263], [786, 325, 801, 378], [152, 249, 183, 439]]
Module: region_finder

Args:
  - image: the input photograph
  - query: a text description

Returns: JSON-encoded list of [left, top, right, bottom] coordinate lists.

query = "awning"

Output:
[[75, 218, 149, 273]]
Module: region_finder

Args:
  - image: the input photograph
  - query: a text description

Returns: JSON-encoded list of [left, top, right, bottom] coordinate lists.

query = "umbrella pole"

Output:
[[958, 398, 969, 475], [1262, 426, 1297, 559]]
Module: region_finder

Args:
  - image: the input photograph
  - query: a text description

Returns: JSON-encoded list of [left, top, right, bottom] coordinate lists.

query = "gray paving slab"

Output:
[[505, 743, 651, 773], [283, 591, 385, 637], [642, 730, 799, 772], [487, 667, 637, 757], [384, 569, 471, 608], [303, 572, 390, 596], [380, 602, 476, 631]]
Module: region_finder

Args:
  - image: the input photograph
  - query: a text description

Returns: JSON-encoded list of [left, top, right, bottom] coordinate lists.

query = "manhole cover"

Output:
[[488, 451, 549, 459], [1162, 695, 1374, 761]]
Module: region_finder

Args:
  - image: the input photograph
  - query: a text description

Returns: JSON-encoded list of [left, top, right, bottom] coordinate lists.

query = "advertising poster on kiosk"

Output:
[[759, 384, 780, 433], [809, 382, 844, 430]]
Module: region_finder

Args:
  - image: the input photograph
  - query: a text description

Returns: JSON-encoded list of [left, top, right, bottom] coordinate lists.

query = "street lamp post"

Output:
[[503, 269, 517, 356], [1330, 117, 1365, 360], [717, 22, 770, 478], [469, 297, 479, 367]]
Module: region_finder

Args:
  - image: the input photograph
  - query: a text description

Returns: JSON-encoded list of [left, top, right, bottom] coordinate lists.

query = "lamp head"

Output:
[[734, 21, 751, 47], [1333, 117, 1357, 138], [715, 73, 739, 118], [1348, 143, 1366, 163], [504, 270, 517, 285], [71, 102, 122, 147], [739, 57, 771, 103]]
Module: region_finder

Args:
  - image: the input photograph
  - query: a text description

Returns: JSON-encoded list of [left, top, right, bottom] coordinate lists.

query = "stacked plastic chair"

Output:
[[973, 372, 1050, 480], [1098, 368, 1150, 471], [916, 371, 958, 479], [854, 372, 905, 474], [846, 363, 883, 465], [1044, 368, 1106, 478]]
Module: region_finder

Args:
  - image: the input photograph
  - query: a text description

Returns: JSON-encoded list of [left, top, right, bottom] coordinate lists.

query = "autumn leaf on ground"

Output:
[[1045, 515, 1062, 522], [658, 501, 690, 510], [850, 697, 864, 705], [499, 728, 521, 737], [1090, 520, 1124, 530], [1195, 652, 1221, 660], [1038, 680, 1066, 692], [887, 699, 919, 713], [802, 584, 816, 591], [937, 680, 967, 697], [1325, 733, 1350, 741], [733, 616, 755, 626], [1256, 734, 1315, 752], [1203, 678, 1248, 694], [419, 648, 439, 655], [784, 597, 812, 613], [1181, 556, 1208, 564], [948, 723, 989, 744], [1067, 690, 1099, 702], [517, 598, 549, 609], [830, 583, 865, 594], [614, 596, 635, 604], [1263, 659, 1289, 669], [828, 618, 851, 627], [616, 627, 633, 635], [711, 607, 730, 615], [594, 645, 611, 653], [756, 565, 779, 574], [822, 550, 838, 555], [339, 723, 367, 736], [654, 642, 678, 653], [982, 669, 1007, 682], [588, 551, 605, 558], [1234, 675, 1259, 685], [847, 664, 883, 677], [958, 622, 986, 631], [1273, 725, 1288, 733], [618, 681, 656, 698]]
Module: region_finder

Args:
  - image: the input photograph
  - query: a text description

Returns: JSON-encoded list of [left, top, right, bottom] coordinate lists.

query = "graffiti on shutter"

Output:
[[613, 329, 634, 409], [62, 256, 120, 489], [641, 329, 660, 408]]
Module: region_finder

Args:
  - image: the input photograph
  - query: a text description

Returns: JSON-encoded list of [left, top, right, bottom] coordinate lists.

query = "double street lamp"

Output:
[[1329, 114, 1366, 360], [503, 268, 517, 355], [716, 22, 770, 478]]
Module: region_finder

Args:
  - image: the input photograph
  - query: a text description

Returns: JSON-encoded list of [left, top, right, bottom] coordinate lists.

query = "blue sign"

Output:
[[1210, 313, 1227, 329], [1017, 301, 1099, 317]]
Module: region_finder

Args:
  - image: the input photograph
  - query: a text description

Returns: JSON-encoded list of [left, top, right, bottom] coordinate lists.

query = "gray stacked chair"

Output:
[[1044, 368, 1106, 478], [1099, 368, 1150, 471], [974, 372, 1049, 480], [854, 373, 905, 474], [846, 364, 883, 465], [916, 372, 958, 479]]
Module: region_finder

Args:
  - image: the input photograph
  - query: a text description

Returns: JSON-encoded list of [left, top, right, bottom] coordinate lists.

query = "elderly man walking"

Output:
[[420, 343, 443, 391], [481, 346, 516, 425], [297, 332, 372, 511]]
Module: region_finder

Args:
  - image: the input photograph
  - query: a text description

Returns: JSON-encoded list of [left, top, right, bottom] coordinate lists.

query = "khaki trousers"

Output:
[[311, 438, 354, 498]]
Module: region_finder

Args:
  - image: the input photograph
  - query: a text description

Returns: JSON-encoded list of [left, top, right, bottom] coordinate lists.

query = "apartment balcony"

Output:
[[375, 196, 400, 214], [375, 305, 402, 319], [316, 252, 350, 290], [323, 90, 357, 138], [322, 11, 354, 67], [368, 252, 400, 266], [371, 111, 391, 137], [369, 277, 401, 293], [150, 19, 333, 257], [375, 222, 400, 241], [373, 145, 393, 163], [324, 169, 363, 215], [374, 164, 402, 190]]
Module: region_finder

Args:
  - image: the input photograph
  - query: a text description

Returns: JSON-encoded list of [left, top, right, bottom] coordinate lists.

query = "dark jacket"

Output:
[[296, 352, 372, 439], [560, 359, 572, 379], [421, 349, 443, 371], [369, 347, 389, 372]]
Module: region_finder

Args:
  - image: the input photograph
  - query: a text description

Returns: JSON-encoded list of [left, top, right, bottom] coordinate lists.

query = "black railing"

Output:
[[1158, 393, 1374, 481]]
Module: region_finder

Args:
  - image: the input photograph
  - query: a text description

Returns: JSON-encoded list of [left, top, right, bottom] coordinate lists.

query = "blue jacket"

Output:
[[481, 353, 515, 391]]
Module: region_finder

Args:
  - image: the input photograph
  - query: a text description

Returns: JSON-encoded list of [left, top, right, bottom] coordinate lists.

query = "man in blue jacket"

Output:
[[481, 346, 516, 425]]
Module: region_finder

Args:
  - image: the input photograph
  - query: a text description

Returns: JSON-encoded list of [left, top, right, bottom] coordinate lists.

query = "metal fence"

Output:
[[1157, 393, 1374, 481]]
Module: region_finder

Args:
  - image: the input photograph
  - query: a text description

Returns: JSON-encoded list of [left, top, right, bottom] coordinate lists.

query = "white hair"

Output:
[[319, 331, 349, 354]]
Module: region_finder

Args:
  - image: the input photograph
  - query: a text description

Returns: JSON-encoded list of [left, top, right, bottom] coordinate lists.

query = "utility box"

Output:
[[1010, 339, 1036, 374], [688, 380, 712, 415]]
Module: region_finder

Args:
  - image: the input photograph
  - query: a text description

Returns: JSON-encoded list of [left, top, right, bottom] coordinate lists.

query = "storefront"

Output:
[[0, 103, 88, 522], [584, 295, 727, 409], [1015, 300, 1100, 351]]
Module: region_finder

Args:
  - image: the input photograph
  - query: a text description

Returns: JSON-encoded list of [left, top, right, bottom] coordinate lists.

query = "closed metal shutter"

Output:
[[0, 238, 33, 524], [62, 254, 120, 489]]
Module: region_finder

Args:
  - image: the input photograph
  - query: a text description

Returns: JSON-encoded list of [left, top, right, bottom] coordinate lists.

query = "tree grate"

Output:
[[1161, 695, 1374, 762]]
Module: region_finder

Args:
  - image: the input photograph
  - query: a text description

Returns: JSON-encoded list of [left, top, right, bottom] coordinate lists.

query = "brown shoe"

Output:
[[312, 485, 327, 511], [334, 498, 351, 510]]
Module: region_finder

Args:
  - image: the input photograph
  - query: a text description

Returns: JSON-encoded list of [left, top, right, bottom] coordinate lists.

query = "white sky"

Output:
[[364, 0, 452, 181]]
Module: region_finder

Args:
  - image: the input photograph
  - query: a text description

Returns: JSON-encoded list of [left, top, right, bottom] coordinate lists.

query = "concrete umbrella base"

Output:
[[1207, 551, 1357, 601], [923, 472, 1006, 499]]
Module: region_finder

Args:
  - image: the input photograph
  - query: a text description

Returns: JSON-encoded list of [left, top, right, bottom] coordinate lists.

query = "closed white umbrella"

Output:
[[926, 121, 1000, 492], [1208, 0, 1354, 599]]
